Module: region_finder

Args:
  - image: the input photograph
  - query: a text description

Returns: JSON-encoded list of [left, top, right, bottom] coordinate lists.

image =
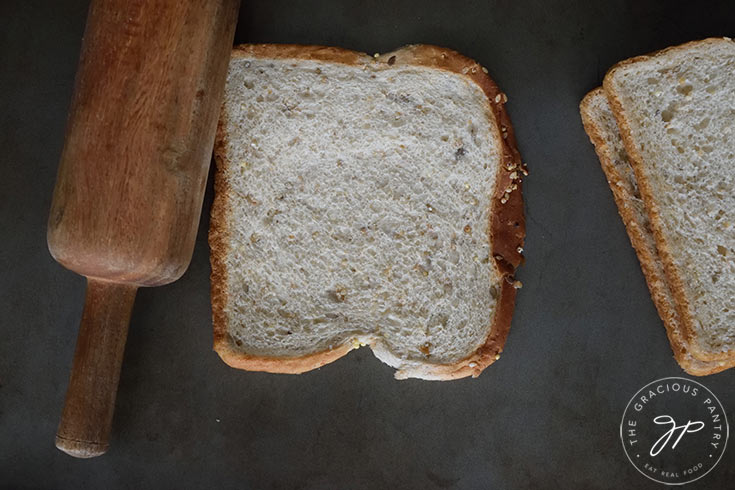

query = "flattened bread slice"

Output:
[[210, 45, 525, 380], [580, 88, 735, 375], [603, 38, 735, 362]]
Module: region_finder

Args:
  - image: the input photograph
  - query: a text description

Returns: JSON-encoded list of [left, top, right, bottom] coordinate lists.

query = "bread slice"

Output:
[[603, 38, 735, 362], [209, 44, 525, 380], [580, 88, 735, 375]]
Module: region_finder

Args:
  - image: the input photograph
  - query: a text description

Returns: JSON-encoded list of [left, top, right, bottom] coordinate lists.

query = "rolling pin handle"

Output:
[[55, 278, 138, 458]]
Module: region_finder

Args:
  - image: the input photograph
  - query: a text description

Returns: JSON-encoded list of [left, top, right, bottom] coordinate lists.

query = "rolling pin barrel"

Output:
[[48, 0, 239, 457]]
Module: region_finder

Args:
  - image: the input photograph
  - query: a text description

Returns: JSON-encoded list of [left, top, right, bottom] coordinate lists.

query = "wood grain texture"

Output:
[[56, 279, 137, 458], [48, 0, 241, 286], [47, 0, 240, 458]]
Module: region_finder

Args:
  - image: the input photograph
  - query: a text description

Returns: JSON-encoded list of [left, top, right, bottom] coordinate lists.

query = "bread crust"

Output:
[[209, 44, 524, 379], [209, 104, 234, 368], [580, 88, 735, 376], [602, 38, 735, 362]]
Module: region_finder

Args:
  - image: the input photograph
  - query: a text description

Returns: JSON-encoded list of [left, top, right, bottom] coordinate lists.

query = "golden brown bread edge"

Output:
[[209, 44, 525, 379], [580, 88, 735, 376], [602, 38, 735, 363]]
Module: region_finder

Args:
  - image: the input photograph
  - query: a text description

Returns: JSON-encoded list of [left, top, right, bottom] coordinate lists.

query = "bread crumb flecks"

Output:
[[213, 49, 523, 379]]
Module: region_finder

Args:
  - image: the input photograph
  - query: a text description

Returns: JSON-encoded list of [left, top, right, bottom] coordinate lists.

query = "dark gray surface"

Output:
[[1, 0, 734, 488]]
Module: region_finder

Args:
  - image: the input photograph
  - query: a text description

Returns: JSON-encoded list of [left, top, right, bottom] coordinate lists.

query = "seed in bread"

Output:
[[209, 44, 525, 380]]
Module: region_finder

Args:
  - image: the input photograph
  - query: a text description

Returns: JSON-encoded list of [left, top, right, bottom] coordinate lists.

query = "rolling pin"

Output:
[[48, 0, 240, 458]]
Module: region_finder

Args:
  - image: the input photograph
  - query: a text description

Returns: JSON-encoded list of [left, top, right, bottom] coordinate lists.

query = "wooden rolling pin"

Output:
[[48, 0, 240, 458]]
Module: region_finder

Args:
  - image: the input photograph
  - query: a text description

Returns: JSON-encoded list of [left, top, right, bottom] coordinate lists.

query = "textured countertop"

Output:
[[1, 1, 734, 488]]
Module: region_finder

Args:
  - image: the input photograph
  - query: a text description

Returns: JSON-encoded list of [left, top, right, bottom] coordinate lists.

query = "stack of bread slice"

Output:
[[580, 38, 735, 375]]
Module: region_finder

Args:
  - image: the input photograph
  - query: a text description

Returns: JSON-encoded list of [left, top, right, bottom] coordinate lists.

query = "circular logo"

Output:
[[621, 377, 728, 485]]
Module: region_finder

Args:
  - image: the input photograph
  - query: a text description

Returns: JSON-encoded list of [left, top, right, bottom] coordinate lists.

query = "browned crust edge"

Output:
[[209, 100, 234, 366], [209, 44, 525, 379], [580, 88, 734, 376], [602, 37, 735, 363]]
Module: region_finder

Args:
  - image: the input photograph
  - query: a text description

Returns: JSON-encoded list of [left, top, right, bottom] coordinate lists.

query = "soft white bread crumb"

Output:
[[580, 88, 735, 375], [603, 38, 735, 360], [210, 45, 522, 379]]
